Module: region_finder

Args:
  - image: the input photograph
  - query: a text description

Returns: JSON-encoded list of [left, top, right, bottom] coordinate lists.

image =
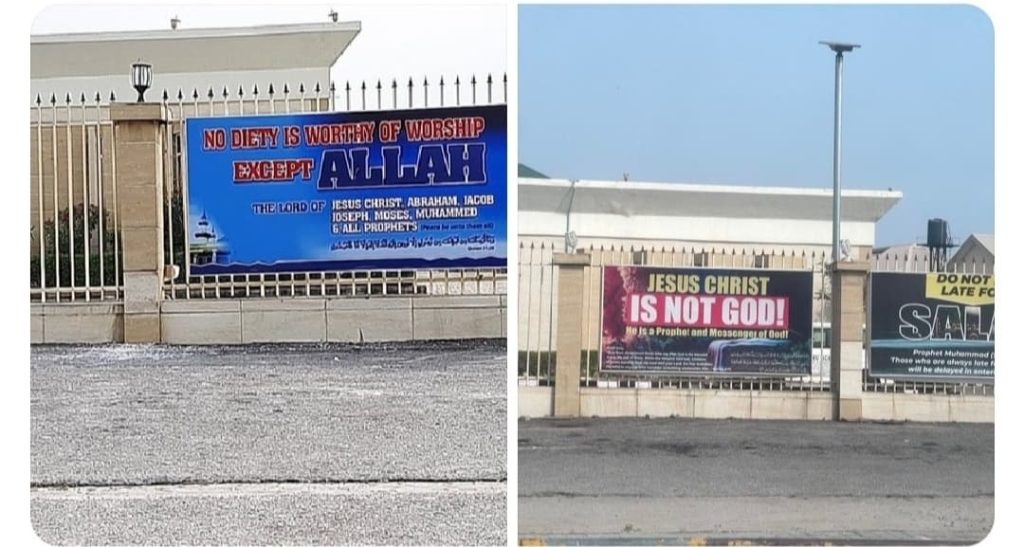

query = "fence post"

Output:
[[552, 252, 590, 417], [830, 260, 870, 420], [110, 103, 168, 343]]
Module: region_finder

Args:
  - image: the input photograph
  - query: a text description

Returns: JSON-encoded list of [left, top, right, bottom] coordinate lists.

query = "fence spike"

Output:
[[177, 88, 184, 100], [440, 75, 445, 106], [35, 93, 41, 105], [49, 92, 56, 105], [109, 91, 116, 102], [486, 73, 493, 102], [80, 92, 86, 104], [193, 88, 199, 100], [268, 83, 275, 96], [65, 92, 72, 104], [299, 83, 305, 94], [315, 82, 321, 94], [162, 89, 168, 102], [238, 85, 244, 97], [283, 83, 290, 94], [455, 75, 461, 105], [391, 78, 397, 90], [95, 92, 102, 103], [330, 81, 336, 94], [253, 84, 259, 96]]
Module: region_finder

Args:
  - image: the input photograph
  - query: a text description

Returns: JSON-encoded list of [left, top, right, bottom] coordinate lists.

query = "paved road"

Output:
[[31, 341, 506, 545], [519, 418, 993, 545]]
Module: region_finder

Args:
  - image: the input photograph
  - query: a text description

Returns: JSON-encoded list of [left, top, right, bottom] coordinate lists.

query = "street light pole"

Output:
[[820, 41, 859, 264]]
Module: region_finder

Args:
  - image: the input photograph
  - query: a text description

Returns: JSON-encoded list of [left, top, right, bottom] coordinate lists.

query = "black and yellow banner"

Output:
[[870, 272, 994, 381]]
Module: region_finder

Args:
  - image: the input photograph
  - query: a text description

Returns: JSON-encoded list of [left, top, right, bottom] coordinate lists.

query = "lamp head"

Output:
[[131, 62, 153, 103], [819, 41, 861, 54]]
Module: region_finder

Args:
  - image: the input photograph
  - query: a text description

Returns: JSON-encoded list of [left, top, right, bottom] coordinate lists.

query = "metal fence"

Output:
[[29, 74, 508, 303], [30, 93, 121, 303], [519, 243, 994, 397], [518, 243, 832, 391]]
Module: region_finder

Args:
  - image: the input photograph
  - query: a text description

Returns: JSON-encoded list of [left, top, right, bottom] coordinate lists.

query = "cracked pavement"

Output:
[[518, 417, 993, 544], [30, 341, 507, 545]]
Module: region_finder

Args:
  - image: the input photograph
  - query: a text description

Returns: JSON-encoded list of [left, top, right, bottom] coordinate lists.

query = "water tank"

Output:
[[927, 218, 950, 248]]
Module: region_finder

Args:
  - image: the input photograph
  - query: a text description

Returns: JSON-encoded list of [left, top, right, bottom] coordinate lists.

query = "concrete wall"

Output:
[[862, 392, 994, 423], [31, 295, 505, 344], [519, 386, 554, 418], [32, 303, 124, 344], [161, 295, 505, 344], [517, 387, 992, 423], [573, 389, 833, 420]]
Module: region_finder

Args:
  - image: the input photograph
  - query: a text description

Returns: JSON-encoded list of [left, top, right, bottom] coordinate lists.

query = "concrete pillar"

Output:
[[552, 253, 590, 417], [830, 260, 870, 420], [110, 103, 168, 343]]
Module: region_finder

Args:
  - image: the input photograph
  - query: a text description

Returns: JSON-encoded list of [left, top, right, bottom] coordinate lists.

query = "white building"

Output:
[[31, 22, 361, 104], [519, 175, 902, 257], [949, 234, 994, 270]]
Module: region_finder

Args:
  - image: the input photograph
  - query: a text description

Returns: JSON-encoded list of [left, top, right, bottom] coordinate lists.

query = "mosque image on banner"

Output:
[[869, 272, 994, 382], [184, 105, 507, 275], [600, 265, 814, 376]]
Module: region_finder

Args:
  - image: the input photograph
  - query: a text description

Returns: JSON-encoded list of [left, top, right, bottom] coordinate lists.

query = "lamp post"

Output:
[[131, 61, 153, 103], [820, 41, 859, 264]]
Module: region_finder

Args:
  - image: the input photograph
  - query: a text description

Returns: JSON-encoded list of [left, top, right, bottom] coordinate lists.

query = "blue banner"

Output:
[[184, 105, 506, 274]]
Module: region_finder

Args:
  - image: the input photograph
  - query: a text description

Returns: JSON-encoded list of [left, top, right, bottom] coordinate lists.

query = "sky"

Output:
[[31, 3, 507, 94], [519, 4, 994, 247]]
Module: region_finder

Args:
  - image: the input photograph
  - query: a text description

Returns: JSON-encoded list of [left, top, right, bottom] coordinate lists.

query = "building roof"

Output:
[[949, 233, 995, 264], [31, 22, 361, 79], [520, 177, 902, 223], [518, 163, 549, 179], [969, 234, 994, 255]]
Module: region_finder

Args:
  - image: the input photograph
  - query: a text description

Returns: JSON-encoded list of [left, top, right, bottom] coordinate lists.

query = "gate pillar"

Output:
[[830, 260, 870, 420], [553, 252, 590, 417], [110, 103, 168, 343]]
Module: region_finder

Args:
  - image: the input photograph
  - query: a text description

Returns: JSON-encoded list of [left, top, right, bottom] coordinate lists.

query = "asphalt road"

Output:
[[519, 417, 993, 545], [30, 341, 506, 545]]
